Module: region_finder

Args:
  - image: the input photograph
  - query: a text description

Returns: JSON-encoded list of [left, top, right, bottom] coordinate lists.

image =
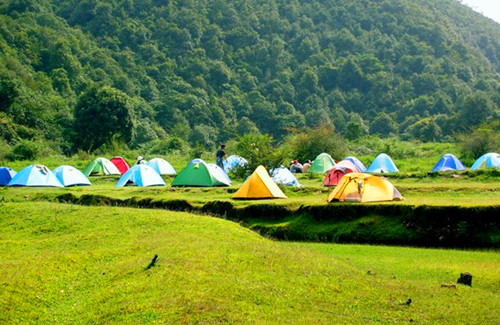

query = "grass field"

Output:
[[1, 202, 499, 324]]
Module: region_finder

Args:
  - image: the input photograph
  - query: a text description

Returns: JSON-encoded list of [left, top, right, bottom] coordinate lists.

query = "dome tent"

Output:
[[233, 166, 287, 199], [84, 158, 121, 176], [323, 160, 359, 186], [223, 155, 248, 173], [367, 153, 399, 173], [207, 163, 232, 185], [328, 173, 403, 203], [53, 165, 91, 186], [172, 159, 231, 187], [110, 156, 131, 174], [0, 167, 16, 186], [116, 165, 165, 187], [270, 167, 302, 187], [147, 158, 177, 175], [8, 165, 63, 187], [344, 156, 367, 172], [309, 153, 336, 174], [431, 154, 466, 172], [471, 153, 500, 170]]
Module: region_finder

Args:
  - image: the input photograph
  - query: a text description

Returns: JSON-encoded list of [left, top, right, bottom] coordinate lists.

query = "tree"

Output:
[[73, 86, 135, 151], [345, 113, 369, 140], [370, 112, 397, 137], [460, 128, 500, 159], [287, 124, 346, 162]]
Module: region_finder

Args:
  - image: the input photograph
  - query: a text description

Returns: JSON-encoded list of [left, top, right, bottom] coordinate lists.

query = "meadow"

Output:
[[0, 202, 499, 324], [1, 144, 499, 323]]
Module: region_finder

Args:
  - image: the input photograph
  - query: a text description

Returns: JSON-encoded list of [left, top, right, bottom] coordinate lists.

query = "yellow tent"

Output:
[[327, 173, 403, 203], [232, 166, 287, 199]]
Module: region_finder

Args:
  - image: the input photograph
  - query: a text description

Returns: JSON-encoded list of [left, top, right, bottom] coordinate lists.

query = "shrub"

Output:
[[286, 124, 347, 162], [7, 139, 41, 161]]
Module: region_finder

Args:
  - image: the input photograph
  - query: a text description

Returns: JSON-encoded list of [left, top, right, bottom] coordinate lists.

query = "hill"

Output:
[[0, 0, 499, 154]]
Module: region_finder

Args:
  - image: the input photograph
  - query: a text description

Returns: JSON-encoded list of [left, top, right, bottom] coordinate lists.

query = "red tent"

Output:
[[110, 157, 131, 175], [323, 160, 359, 186]]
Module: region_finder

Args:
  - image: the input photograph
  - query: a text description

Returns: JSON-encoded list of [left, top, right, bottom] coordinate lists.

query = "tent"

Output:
[[0, 167, 16, 186], [207, 163, 232, 185], [323, 160, 359, 186], [147, 158, 177, 175], [110, 157, 131, 175], [270, 167, 302, 187], [172, 159, 231, 187], [8, 165, 63, 187], [188, 158, 205, 165], [309, 153, 336, 174], [344, 156, 367, 172], [367, 153, 399, 173], [224, 155, 248, 173], [84, 158, 121, 176], [327, 173, 403, 203], [53, 165, 91, 187], [233, 166, 287, 199], [431, 154, 466, 172], [471, 152, 500, 170], [116, 164, 165, 187]]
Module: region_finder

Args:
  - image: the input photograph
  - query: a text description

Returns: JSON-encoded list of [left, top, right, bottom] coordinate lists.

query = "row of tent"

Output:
[[84, 157, 177, 176], [0, 163, 402, 202], [309, 152, 500, 175]]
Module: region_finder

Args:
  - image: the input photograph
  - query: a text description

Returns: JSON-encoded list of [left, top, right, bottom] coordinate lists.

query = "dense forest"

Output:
[[0, 0, 499, 155]]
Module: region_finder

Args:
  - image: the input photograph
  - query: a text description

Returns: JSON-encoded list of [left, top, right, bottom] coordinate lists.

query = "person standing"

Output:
[[216, 144, 226, 169]]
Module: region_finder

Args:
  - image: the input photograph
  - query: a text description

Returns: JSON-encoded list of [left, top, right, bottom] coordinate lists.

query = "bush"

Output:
[[286, 124, 347, 162], [234, 133, 287, 176], [7, 140, 42, 161], [460, 128, 500, 159]]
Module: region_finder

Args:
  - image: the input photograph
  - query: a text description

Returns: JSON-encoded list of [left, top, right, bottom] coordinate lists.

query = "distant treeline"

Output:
[[0, 0, 499, 154]]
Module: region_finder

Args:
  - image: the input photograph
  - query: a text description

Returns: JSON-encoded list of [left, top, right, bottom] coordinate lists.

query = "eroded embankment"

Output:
[[56, 193, 500, 248]]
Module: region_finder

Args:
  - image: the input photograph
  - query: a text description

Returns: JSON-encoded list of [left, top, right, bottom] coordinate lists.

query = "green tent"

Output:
[[84, 157, 121, 176], [171, 160, 231, 187], [309, 153, 336, 174]]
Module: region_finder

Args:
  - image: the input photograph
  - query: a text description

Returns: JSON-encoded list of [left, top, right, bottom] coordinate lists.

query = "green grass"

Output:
[[0, 202, 499, 323]]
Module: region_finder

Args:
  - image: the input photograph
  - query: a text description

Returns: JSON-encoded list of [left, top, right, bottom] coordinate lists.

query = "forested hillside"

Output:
[[0, 0, 499, 154]]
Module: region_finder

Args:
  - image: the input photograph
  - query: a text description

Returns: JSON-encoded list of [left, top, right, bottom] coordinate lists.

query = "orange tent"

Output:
[[232, 166, 287, 200], [327, 173, 403, 203]]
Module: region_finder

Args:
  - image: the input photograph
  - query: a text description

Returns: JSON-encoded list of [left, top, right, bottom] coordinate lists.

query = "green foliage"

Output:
[[73, 86, 135, 151], [234, 132, 285, 174], [6, 139, 41, 160], [0, 0, 499, 154], [286, 124, 346, 162], [460, 128, 500, 159]]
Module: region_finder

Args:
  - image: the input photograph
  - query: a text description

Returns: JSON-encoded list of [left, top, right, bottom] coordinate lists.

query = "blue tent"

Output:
[[116, 165, 165, 187], [53, 165, 91, 187], [344, 156, 367, 172], [367, 153, 399, 173], [0, 167, 16, 186], [224, 155, 248, 173], [470, 152, 500, 170], [270, 167, 301, 187], [147, 158, 177, 175], [188, 158, 205, 165], [207, 163, 232, 185], [431, 154, 466, 172], [8, 165, 63, 187]]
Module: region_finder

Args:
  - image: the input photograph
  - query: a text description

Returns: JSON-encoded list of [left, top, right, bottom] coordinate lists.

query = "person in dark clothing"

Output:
[[216, 144, 226, 169]]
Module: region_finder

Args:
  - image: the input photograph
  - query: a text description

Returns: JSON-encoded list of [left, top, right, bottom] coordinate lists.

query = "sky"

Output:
[[460, 0, 500, 24]]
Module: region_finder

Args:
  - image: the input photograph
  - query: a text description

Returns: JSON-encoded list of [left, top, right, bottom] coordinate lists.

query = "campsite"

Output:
[[1, 142, 500, 323], [1, 0, 500, 323]]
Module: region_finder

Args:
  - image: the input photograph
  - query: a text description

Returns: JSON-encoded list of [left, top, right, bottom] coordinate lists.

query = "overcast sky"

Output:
[[460, 0, 500, 24]]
